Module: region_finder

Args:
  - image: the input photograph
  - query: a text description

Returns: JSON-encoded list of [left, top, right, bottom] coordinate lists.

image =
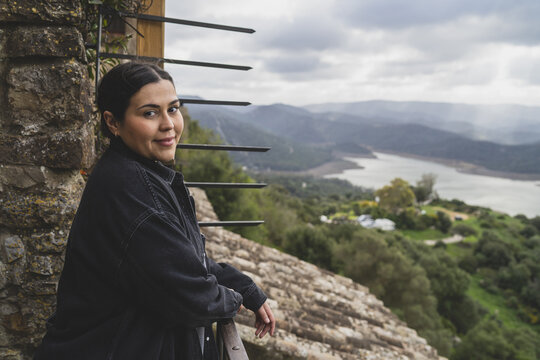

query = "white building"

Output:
[[357, 214, 395, 231]]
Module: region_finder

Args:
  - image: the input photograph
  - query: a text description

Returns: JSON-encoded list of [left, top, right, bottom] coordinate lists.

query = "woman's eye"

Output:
[[144, 110, 157, 117], [168, 106, 179, 113]]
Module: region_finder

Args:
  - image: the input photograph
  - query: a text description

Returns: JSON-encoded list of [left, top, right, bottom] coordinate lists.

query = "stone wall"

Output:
[[0, 1, 95, 359], [192, 188, 446, 360]]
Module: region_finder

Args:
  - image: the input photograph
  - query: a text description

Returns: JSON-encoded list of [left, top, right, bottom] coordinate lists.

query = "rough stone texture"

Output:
[[192, 188, 446, 360], [0, 25, 85, 59], [0, 2, 94, 358], [5, 59, 92, 135], [0, 0, 84, 26], [0, 167, 84, 229], [0, 124, 95, 168]]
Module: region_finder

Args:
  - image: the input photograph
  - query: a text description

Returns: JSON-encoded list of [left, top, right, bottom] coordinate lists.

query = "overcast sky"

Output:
[[164, 0, 540, 107]]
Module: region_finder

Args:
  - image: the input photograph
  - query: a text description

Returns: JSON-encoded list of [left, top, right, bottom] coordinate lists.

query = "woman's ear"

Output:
[[103, 111, 120, 137]]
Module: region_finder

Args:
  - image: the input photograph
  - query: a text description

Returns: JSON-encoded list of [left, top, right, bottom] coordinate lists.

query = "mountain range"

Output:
[[183, 100, 540, 176], [305, 100, 540, 145]]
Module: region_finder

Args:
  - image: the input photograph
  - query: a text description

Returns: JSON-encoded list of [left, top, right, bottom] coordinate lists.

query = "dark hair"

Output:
[[97, 62, 175, 139]]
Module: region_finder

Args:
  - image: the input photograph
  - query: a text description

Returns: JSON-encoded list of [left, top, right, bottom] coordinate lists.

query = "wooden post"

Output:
[[137, 0, 165, 65]]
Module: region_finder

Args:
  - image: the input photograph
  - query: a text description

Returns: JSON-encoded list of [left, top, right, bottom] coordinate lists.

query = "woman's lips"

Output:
[[155, 137, 175, 147]]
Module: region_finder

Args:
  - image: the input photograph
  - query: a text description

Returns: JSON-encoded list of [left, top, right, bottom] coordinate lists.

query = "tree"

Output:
[[333, 230, 453, 355], [375, 178, 416, 214], [283, 225, 335, 270], [451, 223, 477, 237], [435, 211, 452, 233], [474, 231, 513, 269], [413, 173, 437, 202], [452, 318, 517, 360]]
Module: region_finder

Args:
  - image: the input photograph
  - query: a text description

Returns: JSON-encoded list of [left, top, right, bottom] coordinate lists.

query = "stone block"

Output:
[[1, 25, 84, 59], [0, 123, 95, 169], [21, 280, 57, 296], [0, 165, 46, 191], [0, 189, 81, 230], [0, 348, 22, 360], [29, 230, 68, 254], [6, 60, 92, 134], [1, 235, 24, 263], [0, 303, 18, 316], [3, 311, 27, 332], [0, 168, 84, 230], [0, 0, 84, 26], [27, 255, 54, 276], [7, 259, 26, 286]]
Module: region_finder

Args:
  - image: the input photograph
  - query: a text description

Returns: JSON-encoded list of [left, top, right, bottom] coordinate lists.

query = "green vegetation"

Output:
[[179, 114, 540, 359]]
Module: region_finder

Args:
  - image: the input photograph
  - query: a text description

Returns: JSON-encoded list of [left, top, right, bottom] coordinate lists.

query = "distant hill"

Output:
[[184, 106, 336, 171], [305, 100, 540, 145], [186, 103, 540, 175]]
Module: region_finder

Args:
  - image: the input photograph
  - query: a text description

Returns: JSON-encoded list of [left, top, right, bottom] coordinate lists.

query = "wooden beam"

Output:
[[137, 0, 165, 65]]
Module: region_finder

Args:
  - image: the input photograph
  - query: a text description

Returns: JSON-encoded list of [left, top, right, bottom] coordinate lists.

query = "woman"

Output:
[[35, 62, 275, 359]]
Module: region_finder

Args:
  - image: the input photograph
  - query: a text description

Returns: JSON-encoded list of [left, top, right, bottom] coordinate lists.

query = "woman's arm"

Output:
[[207, 256, 276, 337], [206, 257, 267, 312], [117, 211, 243, 328]]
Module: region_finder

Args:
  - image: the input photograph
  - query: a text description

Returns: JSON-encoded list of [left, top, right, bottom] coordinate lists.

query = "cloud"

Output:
[[161, 0, 540, 107], [264, 54, 323, 74], [505, 48, 540, 85], [334, 0, 533, 30], [257, 16, 346, 51]]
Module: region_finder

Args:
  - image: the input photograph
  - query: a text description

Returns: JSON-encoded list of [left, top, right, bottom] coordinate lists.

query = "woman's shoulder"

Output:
[[85, 148, 176, 215], [91, 149, 144, 188]]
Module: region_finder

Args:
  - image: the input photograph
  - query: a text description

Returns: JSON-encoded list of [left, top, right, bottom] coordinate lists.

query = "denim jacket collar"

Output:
[[109, 137, 177, 185]]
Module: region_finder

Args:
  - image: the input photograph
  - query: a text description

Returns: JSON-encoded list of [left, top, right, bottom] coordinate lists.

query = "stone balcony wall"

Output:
[[0, 1, 95, 359], [191, 188, 446, 360]]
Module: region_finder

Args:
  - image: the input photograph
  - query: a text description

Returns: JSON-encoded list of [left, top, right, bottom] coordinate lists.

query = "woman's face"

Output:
[[113, 79, 183, 163]]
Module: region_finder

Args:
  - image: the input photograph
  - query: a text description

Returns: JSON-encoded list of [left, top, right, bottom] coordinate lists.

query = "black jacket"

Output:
[[34, 138, 266, 360]]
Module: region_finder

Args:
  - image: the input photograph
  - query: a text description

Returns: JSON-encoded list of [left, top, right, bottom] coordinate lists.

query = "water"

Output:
[[325, 152, 540, 218]]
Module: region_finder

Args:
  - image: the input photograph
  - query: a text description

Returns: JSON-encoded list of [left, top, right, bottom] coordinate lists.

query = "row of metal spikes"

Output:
[[180, 144, 269, 228], [94, 3, 267, 228]]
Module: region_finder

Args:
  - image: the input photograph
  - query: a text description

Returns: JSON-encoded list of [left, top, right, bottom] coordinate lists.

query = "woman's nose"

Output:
[[160, 112, 174, 130]]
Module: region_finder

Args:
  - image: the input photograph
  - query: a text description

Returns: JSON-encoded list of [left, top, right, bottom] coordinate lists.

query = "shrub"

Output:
[[520, 225, 537, 239], [451, 223, 478, 237], [523, 235, 540, 249], [458, 254, 478, 274], [497, 263, 531, 293], [514, 213, 529, 223], [435, 211, 452, 233], [451, 318, 518, 360], [475, 232, 513, 269], [283, 225, 335, 270], [530, 216, 540, 232]]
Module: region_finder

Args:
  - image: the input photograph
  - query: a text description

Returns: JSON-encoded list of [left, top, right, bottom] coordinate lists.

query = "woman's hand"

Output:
[[254, 301, 275, 338]]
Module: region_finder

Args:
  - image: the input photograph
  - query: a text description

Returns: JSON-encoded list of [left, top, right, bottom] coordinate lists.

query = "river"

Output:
[[325, 152, 540, 218]]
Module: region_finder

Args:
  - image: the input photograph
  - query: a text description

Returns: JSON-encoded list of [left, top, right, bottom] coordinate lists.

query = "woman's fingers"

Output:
[[253, 302, 276, 338], [264, 303, 276, 336]]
